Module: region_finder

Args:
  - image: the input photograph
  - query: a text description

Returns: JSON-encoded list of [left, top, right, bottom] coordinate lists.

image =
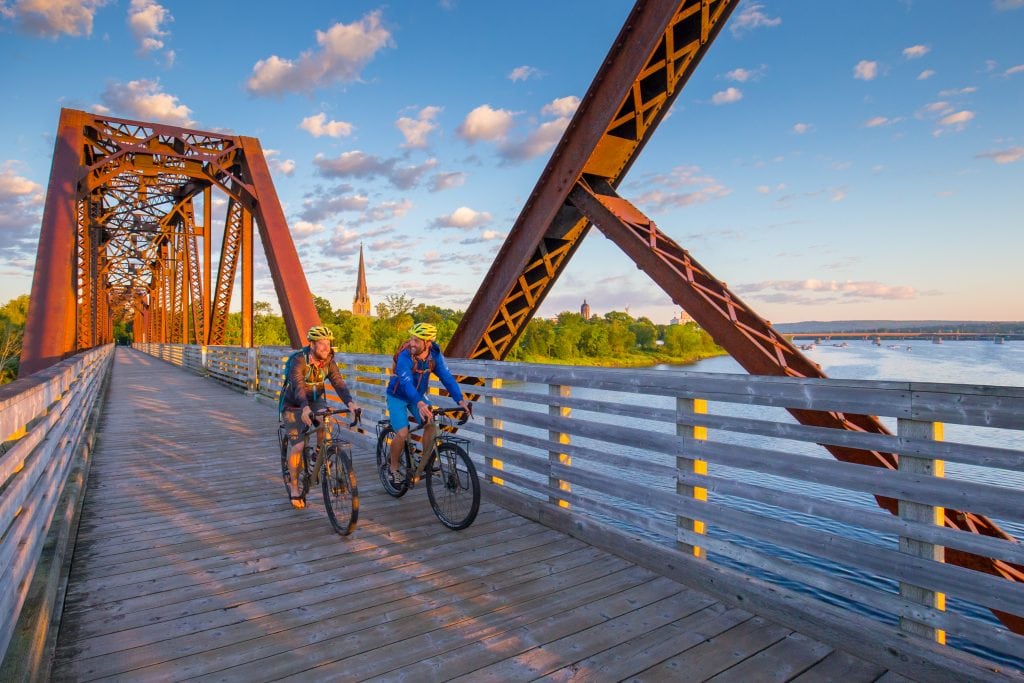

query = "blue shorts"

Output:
[[386, 394, 424, 433]]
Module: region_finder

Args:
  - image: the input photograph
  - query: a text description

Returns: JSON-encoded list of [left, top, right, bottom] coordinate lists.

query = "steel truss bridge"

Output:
[[15, 0, 1023, 642]]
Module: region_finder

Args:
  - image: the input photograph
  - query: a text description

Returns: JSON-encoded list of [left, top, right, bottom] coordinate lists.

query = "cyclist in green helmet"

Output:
[[383, 321, 470, 484], [279, 325, 359, 509]]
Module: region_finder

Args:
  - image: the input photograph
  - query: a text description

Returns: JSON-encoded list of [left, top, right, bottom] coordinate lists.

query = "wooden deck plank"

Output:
[[789, 648, 888, 683], [49, 348, 905, 682]]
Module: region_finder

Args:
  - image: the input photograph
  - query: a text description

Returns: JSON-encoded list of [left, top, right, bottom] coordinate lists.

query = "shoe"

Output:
[[388, 467, 404, 484]]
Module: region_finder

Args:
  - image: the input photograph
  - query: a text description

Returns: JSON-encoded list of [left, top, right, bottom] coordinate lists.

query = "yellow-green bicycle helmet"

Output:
[[307, 325, 334, 342], [409, 322, 437, 341]]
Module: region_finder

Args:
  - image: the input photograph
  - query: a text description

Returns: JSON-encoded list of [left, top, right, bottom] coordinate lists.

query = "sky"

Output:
[[1, 0, 1022, 326]]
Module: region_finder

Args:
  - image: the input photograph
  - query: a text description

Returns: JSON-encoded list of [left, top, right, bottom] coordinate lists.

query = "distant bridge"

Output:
[[785, 332, 1023, 342]]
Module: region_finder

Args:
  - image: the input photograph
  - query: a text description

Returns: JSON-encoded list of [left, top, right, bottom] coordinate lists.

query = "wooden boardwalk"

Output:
[[52, 347, 904, 682]]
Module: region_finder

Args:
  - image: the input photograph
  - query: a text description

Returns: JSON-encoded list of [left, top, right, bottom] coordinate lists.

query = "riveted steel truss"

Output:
[[448, 0, 1023, 633], [20, 108, 320, 375]]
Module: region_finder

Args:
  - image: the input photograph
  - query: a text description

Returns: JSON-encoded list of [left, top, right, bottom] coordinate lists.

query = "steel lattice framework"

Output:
[[20, 108, 320, 375], [447, 0, 1023, 633]]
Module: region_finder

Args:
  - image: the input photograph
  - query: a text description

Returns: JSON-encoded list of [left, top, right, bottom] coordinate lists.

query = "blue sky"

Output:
[[1, 0, 1022, 325]]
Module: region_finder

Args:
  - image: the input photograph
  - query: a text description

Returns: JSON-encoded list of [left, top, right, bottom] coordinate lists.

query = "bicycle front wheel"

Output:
[[426, 443, 480, 530], [322, 444, 358, 535], [376, 425, 410, 497]]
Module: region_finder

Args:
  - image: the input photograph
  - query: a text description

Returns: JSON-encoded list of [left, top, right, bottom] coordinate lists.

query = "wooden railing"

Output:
[[0, 344, 113, 666], [133, 343, 1024, 676]]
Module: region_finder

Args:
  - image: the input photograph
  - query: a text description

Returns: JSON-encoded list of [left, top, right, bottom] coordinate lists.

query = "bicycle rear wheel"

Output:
[[279, 427, 310, 499], [322, 444, 358, 535], [376, 426, 410, 497], [426, 443, 480, 530]]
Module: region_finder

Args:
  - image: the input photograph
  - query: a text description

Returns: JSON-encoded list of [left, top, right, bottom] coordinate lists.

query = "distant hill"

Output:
[[773, 320, 1024, 334]]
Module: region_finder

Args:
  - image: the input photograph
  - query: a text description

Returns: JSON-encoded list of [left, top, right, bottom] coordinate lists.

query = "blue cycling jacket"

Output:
[[386, 341, 463, 407]]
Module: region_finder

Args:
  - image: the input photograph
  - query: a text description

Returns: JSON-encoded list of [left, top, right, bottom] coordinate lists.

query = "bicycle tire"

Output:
[[322, 444, 358, 535], [376, 426, 410, 497], [279, 426, 310, 499], [426, 443, 480, 530]]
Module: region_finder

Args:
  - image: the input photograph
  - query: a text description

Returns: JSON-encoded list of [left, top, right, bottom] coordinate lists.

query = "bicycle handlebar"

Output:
[[302, 406, 362, 436]]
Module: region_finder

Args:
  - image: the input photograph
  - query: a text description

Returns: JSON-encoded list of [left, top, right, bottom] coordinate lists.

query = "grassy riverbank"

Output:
[[516, 347, 727, 368]]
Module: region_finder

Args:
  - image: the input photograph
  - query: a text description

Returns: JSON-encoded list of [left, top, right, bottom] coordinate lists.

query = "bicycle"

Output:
[[278, 406, 361, 535], [375, 404, 480, 530]]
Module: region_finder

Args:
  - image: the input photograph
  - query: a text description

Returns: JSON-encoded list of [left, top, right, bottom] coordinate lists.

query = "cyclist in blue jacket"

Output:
[[385, 322, 470, 482]]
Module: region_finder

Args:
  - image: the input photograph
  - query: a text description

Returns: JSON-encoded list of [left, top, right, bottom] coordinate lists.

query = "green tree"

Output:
[[1, 294, 30, 383], [313, 295, 336, 325], [376, 293, 415, 318], [630, 317, 658, 350]]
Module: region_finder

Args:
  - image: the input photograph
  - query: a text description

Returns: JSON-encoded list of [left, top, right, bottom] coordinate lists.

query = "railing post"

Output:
[[201, 345, 208, 375], [677, 397, 707, 558], [548, 383, 571, 508], [486, 377, 505, 486], [897, 417, 946, 644], [246, 348, 259, 394]]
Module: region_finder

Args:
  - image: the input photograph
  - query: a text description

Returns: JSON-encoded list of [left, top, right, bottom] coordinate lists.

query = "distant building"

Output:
[[580, 299, 591, 320], [670, 308, 693, 325], [352, 244, 371, 317]]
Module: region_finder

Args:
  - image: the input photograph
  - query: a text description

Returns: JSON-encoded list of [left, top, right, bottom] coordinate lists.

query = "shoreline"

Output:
[[517, 349, 727, 368]]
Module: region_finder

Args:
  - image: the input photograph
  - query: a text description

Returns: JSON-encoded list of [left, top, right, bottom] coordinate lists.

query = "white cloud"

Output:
[[711, 87, 743, 105], [862, 116, 899, 128], [994, 0, 1024, 9], [937, 110, 974, 132], [299, 113, 354, 138], [431, 206, 491, 230], [541, 96, 580, 118], [853, 60, 878, 81], [396, 106, 441, 149], [938, 86, 977, 97], [634, 165, 730, 210], [292, 220, 325, 239], [1, 0, 108, 37], [457, 104, 516, 143], [508, 65, 541, 82], [0, 162, 43, 237], [128, 0, 171, 56], [312, 151, 438, 190], [429, 171, 466, 192], [1005, 64, 1024, 76], [976, 146, 1023, 164], [725, 65, 766, 83], [917, 69, 935, 80], [729, 3, 781, 36], [99, 78, 194, 126], [736, 279, 918, 301], [902, 45, 929, 59], [246, 11, 393, 96], [272, 158, 295, 176], [792, 122, 812, 135]]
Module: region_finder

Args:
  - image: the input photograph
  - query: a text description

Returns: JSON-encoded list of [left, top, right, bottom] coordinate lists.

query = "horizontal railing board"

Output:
[[680, 436, 1024, 524], [470, 422, 676, 479], [677, 471, 1024, 567]]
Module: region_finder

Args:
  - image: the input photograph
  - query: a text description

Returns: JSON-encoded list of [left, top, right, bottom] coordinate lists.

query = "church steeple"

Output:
[[580, 299, 591, 320], [352, 243, 371, 317]]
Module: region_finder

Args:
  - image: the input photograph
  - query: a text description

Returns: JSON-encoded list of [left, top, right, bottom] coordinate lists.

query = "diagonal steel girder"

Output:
[[448, 0, 738, 359], [447, 0, 1023, 633]]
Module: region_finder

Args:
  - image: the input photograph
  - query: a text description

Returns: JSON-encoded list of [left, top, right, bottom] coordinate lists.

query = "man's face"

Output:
[[409, 336, 428, 355], [310, 338, 333, 361]]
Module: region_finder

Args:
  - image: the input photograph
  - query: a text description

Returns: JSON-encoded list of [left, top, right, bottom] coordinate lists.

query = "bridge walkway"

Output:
[[51, 347, 902, 681]]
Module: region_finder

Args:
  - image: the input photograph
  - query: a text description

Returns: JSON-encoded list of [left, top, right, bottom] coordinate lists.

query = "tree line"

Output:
[[0, 292, 723, 384]]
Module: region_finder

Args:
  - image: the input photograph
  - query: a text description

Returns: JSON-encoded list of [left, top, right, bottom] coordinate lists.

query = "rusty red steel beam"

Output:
[[240, 136, 319, 348], [21, 109, 89, 376]]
